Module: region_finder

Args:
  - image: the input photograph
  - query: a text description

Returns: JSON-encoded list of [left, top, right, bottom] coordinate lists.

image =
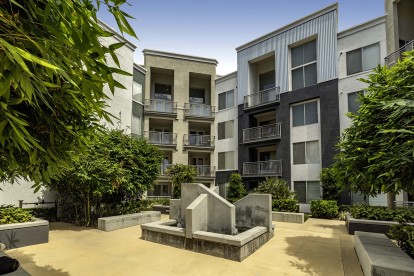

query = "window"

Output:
[[293, 140, 320, 164], [348, 91, 363, 114], [294, 181, 321, 203], [131, 115, 141, 135], [346, 43, 380, 75], [154, 84, 172, 100], [218, 151, 234, 170], [218, 90, 234, 110], [133, 82, 143, 103], [259, 70, 275, 91], [292, 101, 318, 127], [218, 120, 234, 140], [291, 40, 317, 90]]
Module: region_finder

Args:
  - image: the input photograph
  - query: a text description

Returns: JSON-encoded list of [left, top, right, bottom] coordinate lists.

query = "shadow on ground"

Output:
[[7, 251, 69, 276], [49, 222, 92, 232], [284, 235, 343, 276]]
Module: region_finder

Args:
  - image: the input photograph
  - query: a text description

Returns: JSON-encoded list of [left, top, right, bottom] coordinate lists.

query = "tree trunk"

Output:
[[387, 191, 395, 209]]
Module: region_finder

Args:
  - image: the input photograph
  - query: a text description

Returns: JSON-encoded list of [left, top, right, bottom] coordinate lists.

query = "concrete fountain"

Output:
[[140, 183, 274, 261]]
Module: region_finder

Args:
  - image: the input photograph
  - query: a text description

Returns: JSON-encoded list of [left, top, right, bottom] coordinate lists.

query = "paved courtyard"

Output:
[[6, 215, 363, 276]]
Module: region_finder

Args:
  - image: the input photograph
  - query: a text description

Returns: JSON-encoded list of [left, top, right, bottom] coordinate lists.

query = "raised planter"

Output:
[[152, 205, 169, 214], [98, 211, 161, 232], [345, 214, 414, 235], [0, 219, 49, 249], [354, 231, 414, 276], [272, 211, 304, 224]]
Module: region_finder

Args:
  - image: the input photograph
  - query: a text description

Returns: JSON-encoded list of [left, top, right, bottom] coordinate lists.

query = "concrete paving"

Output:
[[6, 215, 363, 276]]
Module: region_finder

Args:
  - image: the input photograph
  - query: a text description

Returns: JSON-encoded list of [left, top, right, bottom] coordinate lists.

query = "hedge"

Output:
[[272, 199, 298, 212], [310, 200, 338, 219]]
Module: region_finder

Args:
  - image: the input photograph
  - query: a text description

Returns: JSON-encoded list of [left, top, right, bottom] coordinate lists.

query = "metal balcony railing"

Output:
[[159, 163, 172, 176], [193, 165, 215, 177], [184, 103, 215, 118], [183, 134, 214, 148], [145, 131, 177, 146], [244, 87, 280, 109], [243, 160, 282, 176], [385, 40, 414, 67], [144, 99, 177, 114], [243, 123, 282, 143], [394, 201, 414, 208]]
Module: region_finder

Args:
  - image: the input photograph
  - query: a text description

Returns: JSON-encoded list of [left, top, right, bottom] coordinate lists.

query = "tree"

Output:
[[226, 173, 247, 202], [333, 51, 414, 208], [319, 167, 344, 202], [253, 177, 293, 200], [50, 129, 163, 226], [166, 164, 196, 199], [0, 0, 136, 189]]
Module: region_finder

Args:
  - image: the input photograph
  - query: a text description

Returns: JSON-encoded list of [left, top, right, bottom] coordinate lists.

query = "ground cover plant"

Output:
[[350, 204, 414, 223], [0, 205, 33, 224]]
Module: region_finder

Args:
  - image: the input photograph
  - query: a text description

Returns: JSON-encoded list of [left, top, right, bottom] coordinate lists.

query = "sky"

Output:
[[97, 0, 385, 75]]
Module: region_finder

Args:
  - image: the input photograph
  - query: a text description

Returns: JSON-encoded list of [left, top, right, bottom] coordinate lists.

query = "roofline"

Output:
[[236, 3, 338, 52], [215, 71, 237, 83], [338, 15, 386, 39], [98, 19, 137, 51], [133, 63, 146, 74], [142, 49, 218, 65]]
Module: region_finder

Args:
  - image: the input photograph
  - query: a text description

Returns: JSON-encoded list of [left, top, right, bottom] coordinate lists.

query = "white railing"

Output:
[[243, 123, 281, 143], [243, 160, 282, 176], [183, 134, 214, 147], [385, 40, 414, 67], [193, 165, 215, 177], [244, 87, 280, 109], [145, 131, 177, 145], [184, 103, 215, 118], [145, 99, 177, 114]]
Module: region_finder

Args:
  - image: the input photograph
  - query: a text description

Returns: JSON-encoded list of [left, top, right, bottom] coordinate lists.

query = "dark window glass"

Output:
[[292, 104, 305, 127], [346, 49, 363, 75], [259, 70, 275, 91], [292, 67, 304, 90], [305, 101, 318, 125], [294, 181, 307, 203], [304, 63, 317, 87], [218, 152, 225, 170], [303, 40, 317, 64], [218, 122, 225, 140], [293, 142, 305, 164], [189, 88, 205, 103], [348, 92, 361, 113], [218, 93, 226, 110]]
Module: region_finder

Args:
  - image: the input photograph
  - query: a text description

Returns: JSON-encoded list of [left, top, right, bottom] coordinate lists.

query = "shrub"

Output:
[[0, 206, 34, 224], [272, 199, 298, 212], [27, 207, 57, 222], [99, 200, 153, 218], [166, 164, 196, 199], [253, 178, 293, 200], [388, 224, 414, 258], [319, 167, 344, 202], [350, 204, 414, 223], [310, 200, 339, 219], [338, 205, 352, 213], [226, 173, 247, 202], [148, 198, 170, 206]]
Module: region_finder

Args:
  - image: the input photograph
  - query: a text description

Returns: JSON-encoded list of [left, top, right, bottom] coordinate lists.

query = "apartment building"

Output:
[[338, 16, 388, 206], [230, 4, 340, 212], [385, 0, 414, 67], [142, 50, 218, 196], [215, 72, 239, 196]]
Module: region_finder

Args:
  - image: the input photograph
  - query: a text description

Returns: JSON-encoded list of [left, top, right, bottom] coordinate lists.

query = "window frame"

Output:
[[218, 89, 235, 111], [290, 39, 318, 90], [294, 181, 321, 203], [292, 140, 320, 165], [132, 81, 143, 104], [217, 151, 234, 170], [218, 120, 234, 140], [346, 42, 380, 76], [291, 100, 319, 127]]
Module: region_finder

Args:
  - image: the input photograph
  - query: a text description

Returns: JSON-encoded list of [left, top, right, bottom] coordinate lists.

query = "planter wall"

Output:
[[98, 211, 161, 231], [272, 212, 304, 224], [345, 214, 414, 235], [0, 219, 49, 249]]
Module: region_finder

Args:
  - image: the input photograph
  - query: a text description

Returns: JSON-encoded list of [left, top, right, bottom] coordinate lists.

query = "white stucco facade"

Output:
[[215, 72, 238, 172]]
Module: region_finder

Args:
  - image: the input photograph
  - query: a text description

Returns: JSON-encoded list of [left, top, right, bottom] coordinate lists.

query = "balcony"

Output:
[[193, 165, 215, 178], [385, 40, 414, 67], [145, 131, 177, 148], [243, 123, 282, 144], [144, 99, 177, 117], [159, 163, 172, 176], [243, 160, 282, 177], [183, 134, 214, 150], [184, 103, 215, 120], [244, 87, 280, 109]]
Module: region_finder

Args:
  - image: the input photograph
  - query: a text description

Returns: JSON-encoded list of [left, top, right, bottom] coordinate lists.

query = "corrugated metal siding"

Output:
[[237, 10, 338, 104]]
